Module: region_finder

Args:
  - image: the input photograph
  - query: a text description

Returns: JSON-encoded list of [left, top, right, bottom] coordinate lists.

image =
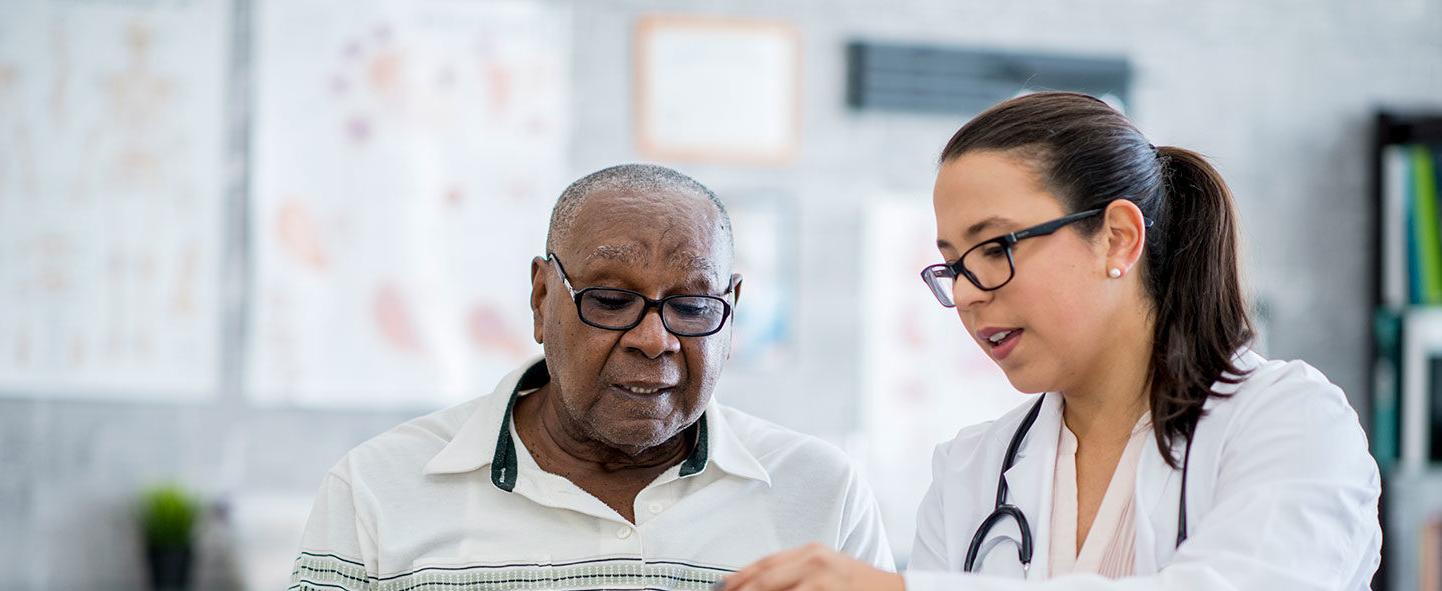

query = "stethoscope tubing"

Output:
[[963, 394, 1192, 574]]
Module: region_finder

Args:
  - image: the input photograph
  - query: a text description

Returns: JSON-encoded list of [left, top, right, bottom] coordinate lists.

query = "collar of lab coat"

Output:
[[991, 367, 1236, 579], [997, 392, 1063, 578], [997, 390, 1179, 578]]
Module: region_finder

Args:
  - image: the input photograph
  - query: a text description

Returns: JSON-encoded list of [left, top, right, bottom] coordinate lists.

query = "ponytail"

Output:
[[1148, 147, 1253, 464], [939, 93, 1253, 468]]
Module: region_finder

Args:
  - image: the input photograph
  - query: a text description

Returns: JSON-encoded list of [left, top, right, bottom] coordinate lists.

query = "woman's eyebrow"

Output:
[[964, 216, 1013, 241], [936, 216, 1017, 251]]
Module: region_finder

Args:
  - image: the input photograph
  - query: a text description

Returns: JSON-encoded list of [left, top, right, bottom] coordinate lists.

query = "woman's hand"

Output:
[[718, 543, 904, 591]]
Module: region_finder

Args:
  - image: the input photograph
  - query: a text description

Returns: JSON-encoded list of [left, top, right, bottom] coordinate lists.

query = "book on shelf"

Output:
[[1421, 147, 1442, 303], [1385, 145, 1409, 307], [1390, 146, 1442, 307], [1415, 145, 1442, 304], [1382, 144, 1442, 308], [1373, 308, 1401, 467]]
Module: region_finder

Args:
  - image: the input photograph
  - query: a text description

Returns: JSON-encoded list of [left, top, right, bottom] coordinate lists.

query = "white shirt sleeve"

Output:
[[903, 370, 1381, 591], [289, 470, 379, 591], [839, 464, 898, 571]]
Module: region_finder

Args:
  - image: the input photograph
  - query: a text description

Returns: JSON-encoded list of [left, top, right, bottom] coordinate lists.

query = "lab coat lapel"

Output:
[[1133, 436, 1172, 574], [1136, 387, 1233, 573], [1135, 420, 1195, 574], [998, 393, 1063, 579]]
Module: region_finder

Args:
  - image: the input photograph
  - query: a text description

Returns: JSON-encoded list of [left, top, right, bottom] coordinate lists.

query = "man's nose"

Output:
[[620, 307, 682, 359]]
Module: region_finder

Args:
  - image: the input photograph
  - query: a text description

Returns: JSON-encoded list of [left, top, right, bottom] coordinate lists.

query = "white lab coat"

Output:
[[906, 350, 1382, 590]]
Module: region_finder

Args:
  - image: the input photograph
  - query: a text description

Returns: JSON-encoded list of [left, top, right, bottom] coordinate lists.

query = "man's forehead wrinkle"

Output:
[[587, 244, 641, 262], [669, 251, 718, 273], [582, 246, 722, 278]]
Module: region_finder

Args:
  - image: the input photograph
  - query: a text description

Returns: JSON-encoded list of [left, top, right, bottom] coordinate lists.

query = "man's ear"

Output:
[[729, 273, 743, 310], [530, 257, 548, 344], [723, 273, 743, 359]]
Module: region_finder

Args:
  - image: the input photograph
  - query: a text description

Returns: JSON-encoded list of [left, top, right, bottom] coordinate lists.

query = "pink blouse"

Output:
[[1048, 414, 1151, 579]]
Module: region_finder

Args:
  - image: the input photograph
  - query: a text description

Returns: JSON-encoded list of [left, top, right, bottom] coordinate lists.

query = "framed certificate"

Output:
[[634, 15, 801, 165]]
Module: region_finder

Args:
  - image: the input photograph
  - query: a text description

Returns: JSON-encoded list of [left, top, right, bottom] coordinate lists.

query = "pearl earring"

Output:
[[1108, 268, 1122, 279]]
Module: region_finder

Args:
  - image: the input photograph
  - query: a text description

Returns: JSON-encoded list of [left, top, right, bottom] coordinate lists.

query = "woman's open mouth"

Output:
[[979, 327, 1024, 361]]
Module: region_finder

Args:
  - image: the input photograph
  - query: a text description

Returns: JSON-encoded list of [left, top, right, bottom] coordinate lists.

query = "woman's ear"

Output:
[[1102, 199, 1147, 276]]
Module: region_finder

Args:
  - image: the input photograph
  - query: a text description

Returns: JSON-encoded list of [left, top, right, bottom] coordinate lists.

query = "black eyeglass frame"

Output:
[[545, 252, 736, 337], [921, 208, 1117, 305]]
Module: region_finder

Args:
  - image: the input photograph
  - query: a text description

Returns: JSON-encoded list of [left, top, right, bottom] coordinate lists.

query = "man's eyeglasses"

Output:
[[920, 208, 1107, 307], [546, 253, 735, 337]]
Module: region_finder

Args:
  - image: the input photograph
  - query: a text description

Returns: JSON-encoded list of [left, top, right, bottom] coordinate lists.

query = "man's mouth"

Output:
[[614, 383, 676, 396]]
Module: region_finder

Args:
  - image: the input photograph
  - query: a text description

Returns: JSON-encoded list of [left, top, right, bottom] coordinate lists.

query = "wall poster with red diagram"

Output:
[[247, 0, 571, 409]]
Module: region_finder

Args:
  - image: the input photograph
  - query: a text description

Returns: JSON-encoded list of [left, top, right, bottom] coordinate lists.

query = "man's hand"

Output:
[[718, 543, 904, 591]]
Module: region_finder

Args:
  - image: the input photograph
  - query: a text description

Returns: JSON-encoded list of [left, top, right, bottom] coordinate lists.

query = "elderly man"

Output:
[[289, 164, 892, 591]]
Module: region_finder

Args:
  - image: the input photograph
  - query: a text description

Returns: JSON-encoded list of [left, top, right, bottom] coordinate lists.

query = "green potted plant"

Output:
[[139, 484, 200, 591]]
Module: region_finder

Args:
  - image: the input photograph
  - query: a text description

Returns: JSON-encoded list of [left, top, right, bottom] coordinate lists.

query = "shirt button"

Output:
[[648, 502, 664, 515], [617, 526, 633, 539]]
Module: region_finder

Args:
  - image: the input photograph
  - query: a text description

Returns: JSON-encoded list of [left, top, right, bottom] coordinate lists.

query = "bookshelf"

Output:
[[1371, 111, 1442, 591]]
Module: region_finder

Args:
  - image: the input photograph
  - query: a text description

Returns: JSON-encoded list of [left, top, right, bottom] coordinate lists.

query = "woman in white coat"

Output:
[[720, 92, 1381, 590]]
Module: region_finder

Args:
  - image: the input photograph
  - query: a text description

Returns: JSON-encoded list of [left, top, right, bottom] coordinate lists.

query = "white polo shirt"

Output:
[[289, 359, 893, 591]]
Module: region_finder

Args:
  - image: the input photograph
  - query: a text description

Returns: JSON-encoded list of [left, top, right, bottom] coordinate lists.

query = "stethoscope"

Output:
[[963, 395, 1194, 574]]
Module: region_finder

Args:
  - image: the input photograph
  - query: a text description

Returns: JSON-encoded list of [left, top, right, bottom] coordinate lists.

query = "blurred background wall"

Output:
[[1, 0, 1440, 589]]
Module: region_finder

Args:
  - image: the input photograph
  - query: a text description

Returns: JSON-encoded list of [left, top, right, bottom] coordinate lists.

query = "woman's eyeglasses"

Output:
[[920, 208, 1107, 307]]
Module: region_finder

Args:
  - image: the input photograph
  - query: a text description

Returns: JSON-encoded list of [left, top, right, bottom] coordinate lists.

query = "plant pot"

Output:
[[145, 544, 192, 591]]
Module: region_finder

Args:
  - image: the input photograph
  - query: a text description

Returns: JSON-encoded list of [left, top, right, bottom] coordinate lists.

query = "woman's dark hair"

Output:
[[938, 91, 1253, 467]]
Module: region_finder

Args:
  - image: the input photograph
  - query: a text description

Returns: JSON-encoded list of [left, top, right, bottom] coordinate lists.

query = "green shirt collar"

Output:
[[490, 359, 711, 492]]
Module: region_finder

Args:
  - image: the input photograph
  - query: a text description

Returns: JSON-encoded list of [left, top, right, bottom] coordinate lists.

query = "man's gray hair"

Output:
[[545, 163, 734, 255]]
